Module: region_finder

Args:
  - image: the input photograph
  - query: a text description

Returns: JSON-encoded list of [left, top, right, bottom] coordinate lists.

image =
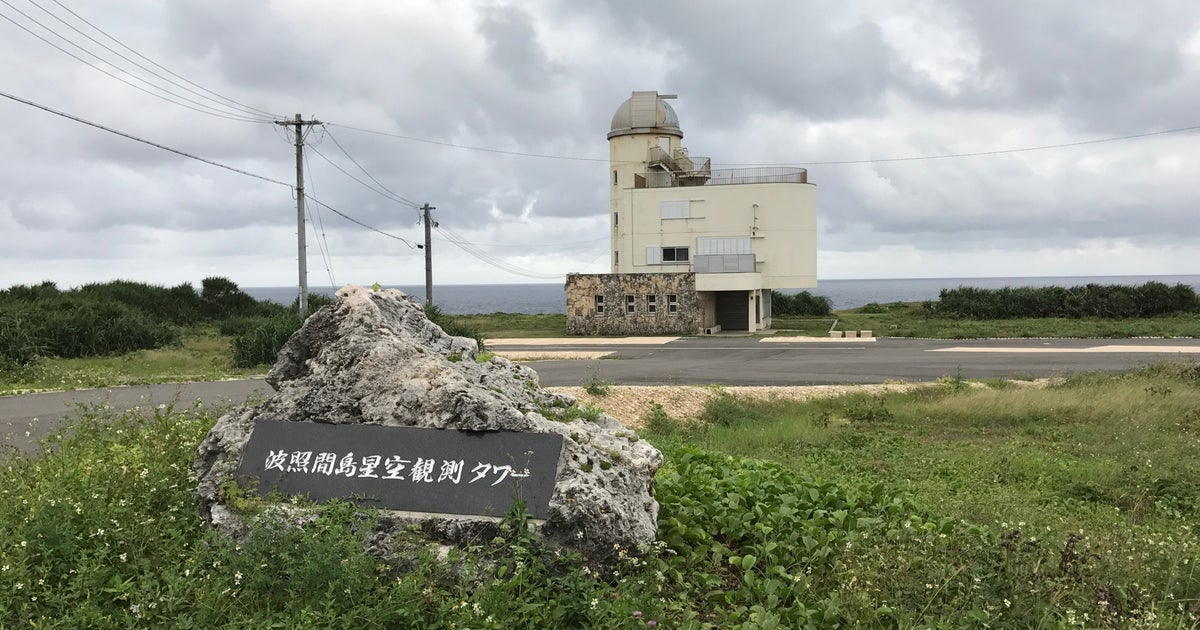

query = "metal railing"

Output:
[[642, 165, 806, 188]]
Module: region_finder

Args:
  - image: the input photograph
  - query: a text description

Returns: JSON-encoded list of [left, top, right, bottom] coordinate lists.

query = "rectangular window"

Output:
[[613, 212, 618, 226], [645, 246, 690, 265], [625, 294, 635, 314], [667, 295, 678, 315], [662, 247, 689, 262], [647, 295, 657, 313], [594, 295, 604, 314], [613, 170, 618, 185], [614, 251, 619, 265]]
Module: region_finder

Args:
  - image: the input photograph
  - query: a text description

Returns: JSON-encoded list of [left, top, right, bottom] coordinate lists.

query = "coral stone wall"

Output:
[[565, 273, 701, 336]]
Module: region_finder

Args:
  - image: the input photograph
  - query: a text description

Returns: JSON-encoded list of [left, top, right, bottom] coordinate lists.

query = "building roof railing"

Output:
[[640, 164, 807, 188]]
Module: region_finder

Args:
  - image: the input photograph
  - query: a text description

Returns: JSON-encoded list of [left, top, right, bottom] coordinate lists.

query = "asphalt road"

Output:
[[4, 336, 1198, 454], [514, 336, 1200, 386]]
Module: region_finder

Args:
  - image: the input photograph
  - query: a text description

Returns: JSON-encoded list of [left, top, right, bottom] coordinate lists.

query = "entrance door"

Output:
[[714, 291, 749, 330]]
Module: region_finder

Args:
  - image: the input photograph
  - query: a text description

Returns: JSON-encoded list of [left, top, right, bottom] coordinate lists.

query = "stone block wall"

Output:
[[565, 272, 701, 335]]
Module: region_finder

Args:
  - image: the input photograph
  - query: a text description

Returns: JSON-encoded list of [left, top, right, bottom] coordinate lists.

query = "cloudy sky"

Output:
[[2, 0, 1199, 291]]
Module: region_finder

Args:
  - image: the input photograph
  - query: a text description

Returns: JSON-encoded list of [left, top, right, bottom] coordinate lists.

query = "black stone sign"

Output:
[[236, 420, 564, 519]]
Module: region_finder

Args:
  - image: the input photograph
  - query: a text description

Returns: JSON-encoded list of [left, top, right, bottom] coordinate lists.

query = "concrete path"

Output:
[[1, 380, 270, 456]]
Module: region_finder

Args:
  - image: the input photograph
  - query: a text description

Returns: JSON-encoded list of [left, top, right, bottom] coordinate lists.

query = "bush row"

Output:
[[771, 290, 833, 316], [0, 277, 286, 365], [935, 281, 1200, 319]]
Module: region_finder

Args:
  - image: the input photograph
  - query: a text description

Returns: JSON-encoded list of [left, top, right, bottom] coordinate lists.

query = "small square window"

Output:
[[667, 294, 678, 315], [594, 295, 604, 314], [625, 294, 636, 314], [647, 295, 657, 314]]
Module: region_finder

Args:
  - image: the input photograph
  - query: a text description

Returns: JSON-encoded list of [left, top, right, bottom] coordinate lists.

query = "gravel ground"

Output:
[[545, 383, 936, 429]]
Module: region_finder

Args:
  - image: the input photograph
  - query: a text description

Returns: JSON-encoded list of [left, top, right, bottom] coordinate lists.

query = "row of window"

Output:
[[594, 294, 678, 315]]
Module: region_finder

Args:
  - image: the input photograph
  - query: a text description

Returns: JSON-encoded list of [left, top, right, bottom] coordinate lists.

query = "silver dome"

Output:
[[608, 91, 683, 140]]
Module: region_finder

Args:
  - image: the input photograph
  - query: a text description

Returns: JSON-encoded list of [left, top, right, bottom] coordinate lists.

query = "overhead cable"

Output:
[[0, 88, 290, 186], [435, 225, 563, 280], [309, 144, 419, 209], [0, 1, 272, 123], [47, 0, 282, 119], [24, 0, 277, 121], [303, 152, 337, 287], [327, 120, 1200, 167], [430, 234, 609, 249], [323, 126, 421, 210], [305, 194, 419, 249]]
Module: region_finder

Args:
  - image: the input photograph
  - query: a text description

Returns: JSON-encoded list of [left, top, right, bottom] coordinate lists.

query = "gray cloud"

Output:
[[2, 0, 1198, 287]]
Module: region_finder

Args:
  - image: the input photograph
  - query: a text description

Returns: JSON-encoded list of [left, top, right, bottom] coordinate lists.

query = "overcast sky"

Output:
[[2, 0, 1199, 291]]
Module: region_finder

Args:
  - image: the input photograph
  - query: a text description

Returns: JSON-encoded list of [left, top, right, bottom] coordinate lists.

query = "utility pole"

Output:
[[421, 203, 436, 306], [275, 113, 322, 317]]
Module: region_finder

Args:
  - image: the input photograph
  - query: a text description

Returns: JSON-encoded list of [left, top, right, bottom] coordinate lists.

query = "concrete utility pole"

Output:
[[275, 114, 322, 317], [421, 203, 436, 306]]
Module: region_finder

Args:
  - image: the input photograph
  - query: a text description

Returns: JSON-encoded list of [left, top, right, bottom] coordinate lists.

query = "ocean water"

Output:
[[245, 274, 1200, 315]]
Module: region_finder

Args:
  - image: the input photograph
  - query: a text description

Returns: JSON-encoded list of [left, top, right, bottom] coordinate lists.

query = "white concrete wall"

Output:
[[613, 180, 817, 290]]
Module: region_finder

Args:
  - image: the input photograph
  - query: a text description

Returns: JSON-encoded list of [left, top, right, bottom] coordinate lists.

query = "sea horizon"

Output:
[[246, 273, 1200, 315]]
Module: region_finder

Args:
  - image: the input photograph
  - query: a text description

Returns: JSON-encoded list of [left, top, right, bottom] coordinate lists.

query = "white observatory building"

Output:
[[565, 91, 817, 335]]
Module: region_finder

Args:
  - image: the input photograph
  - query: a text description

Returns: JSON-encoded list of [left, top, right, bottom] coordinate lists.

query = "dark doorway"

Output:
[[714, 291, 749, 330]]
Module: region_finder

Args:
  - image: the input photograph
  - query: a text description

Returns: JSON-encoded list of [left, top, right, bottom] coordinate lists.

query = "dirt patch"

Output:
[[545, 379, 1053, 428], [544, 383, 929, 429]]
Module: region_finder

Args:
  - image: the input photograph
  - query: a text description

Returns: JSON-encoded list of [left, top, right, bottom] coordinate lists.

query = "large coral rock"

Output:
[[193, 285, 662, 561]]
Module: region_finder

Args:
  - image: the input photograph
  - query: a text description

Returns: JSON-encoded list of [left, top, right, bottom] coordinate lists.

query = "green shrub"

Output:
[[0, 280, 61, 303], [937, 282, 1200, 319], [424, 303, 486, 351], [771, 290, 833, 316], [200, 276, 257, 319], [76, 280, 203, 326], [232, 313, 302, 367]]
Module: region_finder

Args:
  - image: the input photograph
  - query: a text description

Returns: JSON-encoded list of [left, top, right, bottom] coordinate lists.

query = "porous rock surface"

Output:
[[193, 285, 662, 561]]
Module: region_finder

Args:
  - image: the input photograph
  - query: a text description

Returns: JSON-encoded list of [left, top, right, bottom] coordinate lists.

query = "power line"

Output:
[[326, 121, 608, 163], [308, 144, 419, 210], [435, 224, 563, 280], [327, 119, 1200, 167], [0, 1, 272, 123], [755, 124, 1200, 167], [303, 152, 337, 287], [323, 126, 421, 211], [47, 0, 282, 119], [430, 234, 609, 249], [23, 0, 277, 121], [305, 194, 420, 248], [0, 88, 290, 186]]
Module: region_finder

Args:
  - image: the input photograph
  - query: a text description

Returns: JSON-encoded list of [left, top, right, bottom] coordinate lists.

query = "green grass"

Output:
[[772, 301, 1200, 338], [640, 363, 1200, 626], [449, 313, 566, 338], [4, 364, 1200, 627], [0, 328, 262, 395]]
